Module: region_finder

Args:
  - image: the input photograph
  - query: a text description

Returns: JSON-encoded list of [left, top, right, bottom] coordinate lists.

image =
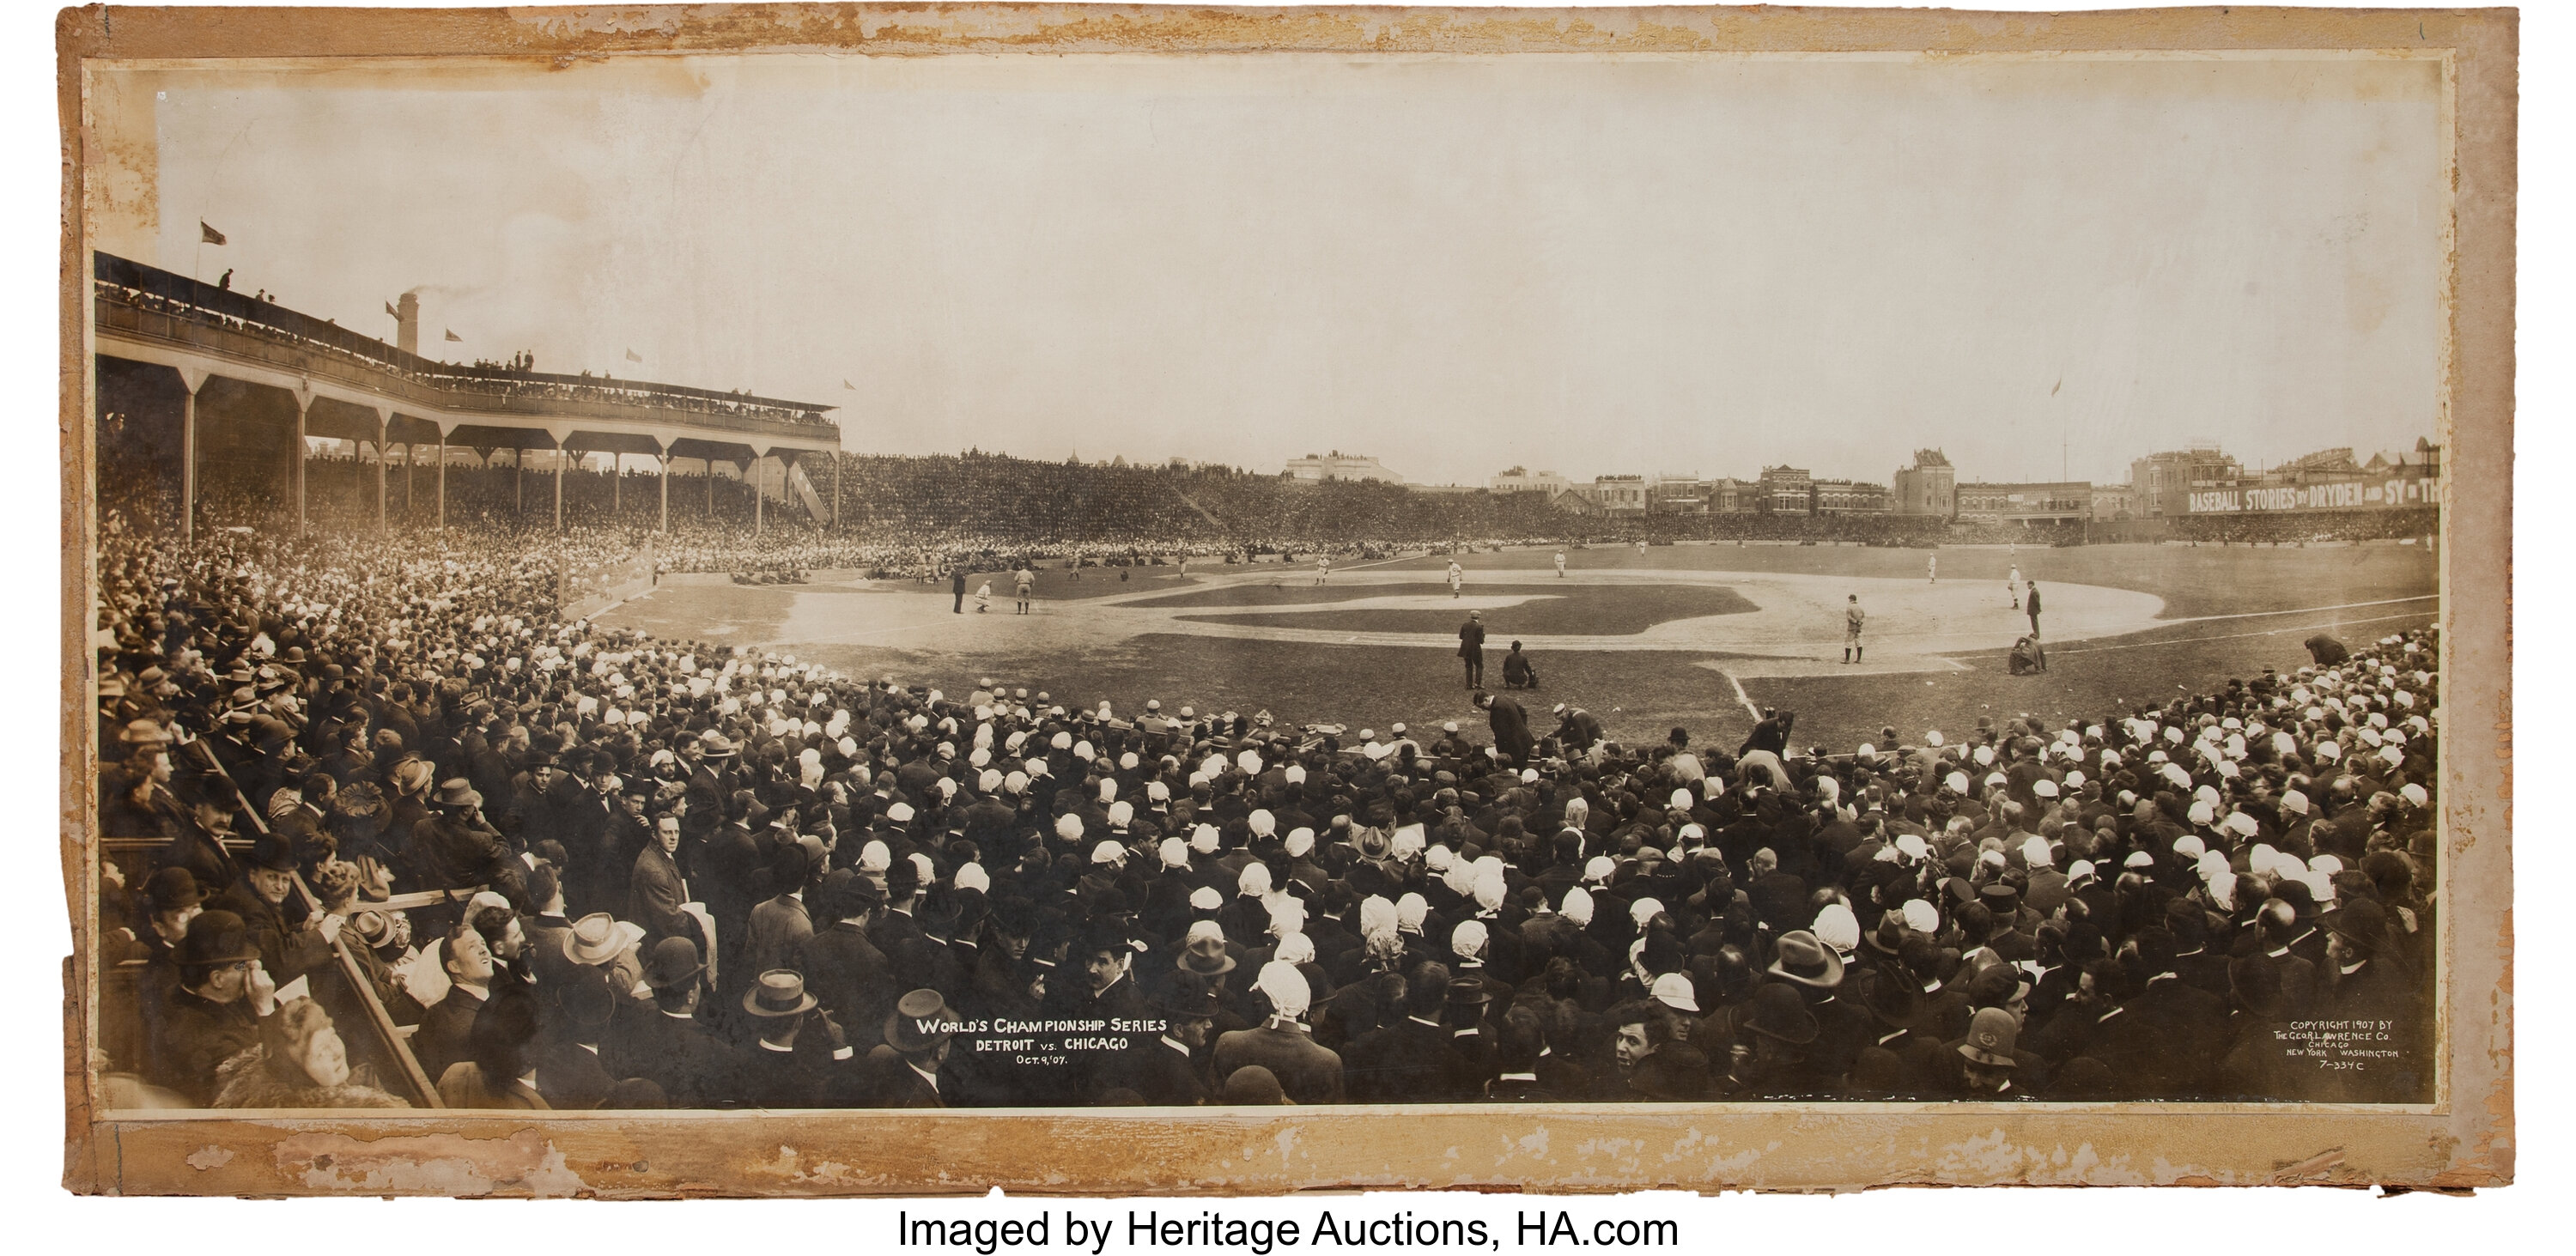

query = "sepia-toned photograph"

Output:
[[59, 4, 2512, 1196]]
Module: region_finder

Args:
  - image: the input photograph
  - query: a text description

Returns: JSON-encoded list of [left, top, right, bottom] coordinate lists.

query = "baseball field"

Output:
[[594, 538, 2439, 755]]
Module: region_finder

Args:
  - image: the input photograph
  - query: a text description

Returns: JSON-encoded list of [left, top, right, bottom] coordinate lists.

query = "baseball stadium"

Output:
[[87, 253, 2444, 1110]]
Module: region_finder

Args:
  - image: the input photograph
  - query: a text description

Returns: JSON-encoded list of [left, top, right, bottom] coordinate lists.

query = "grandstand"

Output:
[[91, 252, 841, 543]]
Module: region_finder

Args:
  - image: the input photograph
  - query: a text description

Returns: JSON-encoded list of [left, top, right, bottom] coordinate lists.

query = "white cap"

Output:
[[1054, 813, 1084, 840], [1159, 838, 1190, 869], [1650, 972, 1699, 1013], [1396, 892, 1429, 929], [1813, 902, 1860, 951], [1188, 886, 1223, 912], [1249, 809, 1277, 837], [1451, 919, 1489, 959], [1560, 886, 1595, 926], [1901, 899, 1941, 934], [1255, 961, 1312, 1018], [1285, 828, 1315, 858], [1091, 840, 1124, 865], [1238, 863, 1273, 895]]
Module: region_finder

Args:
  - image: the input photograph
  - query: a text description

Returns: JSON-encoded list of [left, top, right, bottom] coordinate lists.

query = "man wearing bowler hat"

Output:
[[740, 968, 859, 1108], [1109, 978, 1220, 1106], [608, 936, 742, 1108], [864, 988, 963, 1107], [155, 908, 277, 1105], [211, 833, 336, 986]]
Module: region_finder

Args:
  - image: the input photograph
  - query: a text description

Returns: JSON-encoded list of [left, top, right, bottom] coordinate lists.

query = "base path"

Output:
[[598, 566, 2166, 679]]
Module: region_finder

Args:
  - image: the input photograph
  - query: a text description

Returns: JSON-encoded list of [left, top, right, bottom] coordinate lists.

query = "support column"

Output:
[[176, 367, 207, 546], [546, 428, 569, 533], [753, 454, 765, 536], [832, 449, 841, 527], [436, 427, 449, 529], [657, 441, 671, 533], [516, 447, 526, 513], [404, 442, 414, 516], [292, 385, 312, 536], [611, 452, 621, 517], [374, 410, 389, 532], [706, 458, 714, 518]]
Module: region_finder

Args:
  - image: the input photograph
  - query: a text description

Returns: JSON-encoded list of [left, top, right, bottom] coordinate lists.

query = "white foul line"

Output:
[[1724, 670, 1761, 720]]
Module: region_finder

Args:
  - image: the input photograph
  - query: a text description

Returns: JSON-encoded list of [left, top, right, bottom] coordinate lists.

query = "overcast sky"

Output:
[[95, 52, 2445, 486]]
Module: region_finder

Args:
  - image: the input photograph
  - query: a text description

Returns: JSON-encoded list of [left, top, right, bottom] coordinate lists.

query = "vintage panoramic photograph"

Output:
[[77, 35, 2456, 1131]]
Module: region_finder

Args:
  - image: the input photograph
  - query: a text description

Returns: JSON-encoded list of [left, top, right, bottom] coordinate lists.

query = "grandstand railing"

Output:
[[94, 252, 836, 442]]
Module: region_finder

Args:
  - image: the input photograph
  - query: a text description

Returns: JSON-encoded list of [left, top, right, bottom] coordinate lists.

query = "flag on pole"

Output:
[[199, 221, 226, 246], [842, 379, 856, 390], [625, 348, 642, 363], [445, 328, 463, 343], [385, 301, 399, 319]]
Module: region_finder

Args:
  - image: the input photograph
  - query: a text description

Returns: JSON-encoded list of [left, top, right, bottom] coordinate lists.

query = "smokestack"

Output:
[[396, 292, 420, 355]]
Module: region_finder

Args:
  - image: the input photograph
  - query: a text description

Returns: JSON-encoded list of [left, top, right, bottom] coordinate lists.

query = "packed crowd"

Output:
[[92, 470, 2442, 1108]]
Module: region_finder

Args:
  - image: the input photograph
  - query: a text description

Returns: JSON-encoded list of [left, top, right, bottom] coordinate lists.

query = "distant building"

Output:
[[2130, 445, 2245, 519], [1757, 465, 1813, 514], [1571, 474, 1651, 515], [1285, 451, 1403, 483], [1811, 478, 1891, 515], [2184, 439, 2443, 515], [1489, 466, 1571, 496], [1892, 449, 1958, 517], [2090, 482, 2137, 520], [1953, 481, 2096, 524], [1756, 465, 1886, 515]]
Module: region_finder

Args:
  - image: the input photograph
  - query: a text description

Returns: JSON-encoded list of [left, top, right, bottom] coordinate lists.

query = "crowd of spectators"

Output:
[[91, 452, 2443, 1109]]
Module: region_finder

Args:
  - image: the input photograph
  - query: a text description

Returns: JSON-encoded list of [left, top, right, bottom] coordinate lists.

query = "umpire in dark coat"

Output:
[[1457, 612, 1486, 689]]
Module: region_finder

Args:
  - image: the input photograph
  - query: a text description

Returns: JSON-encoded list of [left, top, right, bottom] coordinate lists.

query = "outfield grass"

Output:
[[614, 541, 2438, 755]]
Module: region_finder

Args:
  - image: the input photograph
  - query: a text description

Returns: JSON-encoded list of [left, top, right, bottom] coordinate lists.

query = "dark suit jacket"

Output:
[[740, 1032, 861, 1109], [1213, 1024, 1346, 1104], [858, 1048, 948, 1108], [2089, 976, 2231, 1098], [156, 986, 261, 1106], [535, 1040, 617, 1110], [411, 986, 486, 1085], [610, 1010, 744, 1107], [1342, 1017, 1468, 1103], [800, 921, 898, 1050], [1109, 1036, 1211, 1107]]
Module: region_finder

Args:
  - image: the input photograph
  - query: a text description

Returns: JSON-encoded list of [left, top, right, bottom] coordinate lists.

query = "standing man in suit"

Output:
[[864, 988, 962, 1107], [951, 565, 968, 614], [1457, 610, 1486, 689], [610, 937, 742, 1108]]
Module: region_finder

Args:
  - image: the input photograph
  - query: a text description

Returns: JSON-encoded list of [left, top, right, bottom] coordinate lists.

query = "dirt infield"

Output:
[[593, 540, 2438, 754]]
